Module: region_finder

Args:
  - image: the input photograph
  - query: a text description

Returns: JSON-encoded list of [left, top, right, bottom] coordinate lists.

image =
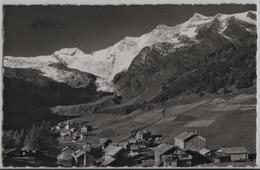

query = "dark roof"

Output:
[[153, 143, 174, 155], [100, 138, 111, 145], [220, 147, 249, 154]]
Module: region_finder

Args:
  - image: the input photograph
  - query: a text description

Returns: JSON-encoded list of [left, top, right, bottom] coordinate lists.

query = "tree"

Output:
[[15, 130, 25, 147]]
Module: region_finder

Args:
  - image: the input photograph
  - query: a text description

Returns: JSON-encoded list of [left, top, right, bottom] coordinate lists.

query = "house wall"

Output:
[[174, 138, 184, 149], [164, 160, 177, 167], [75, 155, 85, 167], [184, 136, 206, 151], [230, 153, 248, 162], [177, 159, 192, 167], [154, 153, 162, 166]]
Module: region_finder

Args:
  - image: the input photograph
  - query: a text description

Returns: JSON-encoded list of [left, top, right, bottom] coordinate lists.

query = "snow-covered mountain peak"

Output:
[[4, 11, 256, 92], [154, 24, 171, 31], [53, 47, 84, 57], [189, 12, 209, 22]]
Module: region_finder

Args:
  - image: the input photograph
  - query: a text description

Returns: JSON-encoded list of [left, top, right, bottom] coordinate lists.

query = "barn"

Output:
[[219, 147, 249, 162]]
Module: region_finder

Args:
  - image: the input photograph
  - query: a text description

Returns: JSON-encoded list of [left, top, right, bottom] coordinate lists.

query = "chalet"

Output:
[[100, 138, 112, 150], [135, 130, 151, 141], [154, 143, 175, 166], [153, 143, 192, 167], [57, 146, 76, 167], [176, 149, 193, 167], [207, 149, 231, 163], [71, 149, 87, 166], [211, 147, 249, 162], [174, 131, 206, 151], [162, 154, 177, 167], [101, 145, 129, 167], [71, 149, 96, 167]]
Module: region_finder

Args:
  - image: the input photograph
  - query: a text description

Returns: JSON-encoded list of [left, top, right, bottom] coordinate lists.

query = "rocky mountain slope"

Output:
[[113, 11, 256, 103], [3, 11, 257, 128], [4, 11, 256, 92]]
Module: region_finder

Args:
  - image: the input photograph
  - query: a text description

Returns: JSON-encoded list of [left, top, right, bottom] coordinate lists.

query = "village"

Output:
[[47, 120, 255, 167]]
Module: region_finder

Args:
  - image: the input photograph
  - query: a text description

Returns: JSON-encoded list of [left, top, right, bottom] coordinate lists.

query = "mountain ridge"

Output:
[[4, 10, 256, 93]]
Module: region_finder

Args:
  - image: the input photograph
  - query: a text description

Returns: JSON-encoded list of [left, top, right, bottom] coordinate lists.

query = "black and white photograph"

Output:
[[1, 0, 259, 168]]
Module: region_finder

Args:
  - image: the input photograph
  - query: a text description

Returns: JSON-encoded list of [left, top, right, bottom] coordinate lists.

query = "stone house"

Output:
[[174, 131, 206, 151]]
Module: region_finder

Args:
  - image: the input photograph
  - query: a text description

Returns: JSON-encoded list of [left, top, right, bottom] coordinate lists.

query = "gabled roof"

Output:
[[219, 147, 249, 154], [153, 143, 174, 155], [174, 131, 206, 142], [72, 149, 86, 158], [103, 145, 123, 157], [199, 148, 210, 155], [174, 131, 196, 141]]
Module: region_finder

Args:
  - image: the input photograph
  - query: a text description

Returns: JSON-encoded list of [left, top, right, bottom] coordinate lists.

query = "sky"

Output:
[[3, 4, 256, 57]]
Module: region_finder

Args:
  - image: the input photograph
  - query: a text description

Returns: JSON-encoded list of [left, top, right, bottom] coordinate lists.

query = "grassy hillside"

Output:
[[62, 87, 256, 153]]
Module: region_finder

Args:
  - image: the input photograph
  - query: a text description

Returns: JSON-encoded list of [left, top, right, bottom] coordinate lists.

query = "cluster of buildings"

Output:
[[55, 124, 252, 167], [52, 120, 92, 142]]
